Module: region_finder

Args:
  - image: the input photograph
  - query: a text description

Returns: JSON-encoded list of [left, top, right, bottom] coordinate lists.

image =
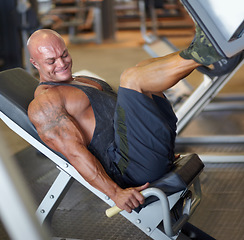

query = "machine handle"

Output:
[[105, 181, 202, 237], [105, 188, 174, 236], [106, 205, 122, 218]]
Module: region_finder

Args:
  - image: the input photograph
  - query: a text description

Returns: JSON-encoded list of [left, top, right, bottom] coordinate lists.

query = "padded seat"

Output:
[[0, 68, 39, 139], [151, 153, 204, 194], [136, 153, 204, 211]]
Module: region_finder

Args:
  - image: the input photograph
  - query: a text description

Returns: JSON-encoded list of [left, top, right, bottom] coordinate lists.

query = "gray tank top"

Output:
[[39, 77, 119, 180]]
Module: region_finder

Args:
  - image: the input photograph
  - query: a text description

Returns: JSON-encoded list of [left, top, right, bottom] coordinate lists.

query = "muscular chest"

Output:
[[64, 86, 96, 134]]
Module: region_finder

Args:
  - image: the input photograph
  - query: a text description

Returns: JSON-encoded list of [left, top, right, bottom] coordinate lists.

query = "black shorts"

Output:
[[110, 87, 177, 187]]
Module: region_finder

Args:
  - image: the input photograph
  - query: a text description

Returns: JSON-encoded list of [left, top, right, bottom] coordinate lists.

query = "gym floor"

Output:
[[0, 29, 244, 239]]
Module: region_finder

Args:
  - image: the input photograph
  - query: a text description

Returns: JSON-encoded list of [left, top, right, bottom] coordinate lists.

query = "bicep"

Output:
[[28, 100, 87, 155]]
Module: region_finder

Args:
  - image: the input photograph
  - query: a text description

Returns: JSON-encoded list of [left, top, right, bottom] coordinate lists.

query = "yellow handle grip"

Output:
[[105, 205, 122, 218], [105, 191, 145, 217]]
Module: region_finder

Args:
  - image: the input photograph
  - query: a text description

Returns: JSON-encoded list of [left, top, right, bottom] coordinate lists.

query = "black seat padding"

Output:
[[0, 68, 204, 199], [151, 153, 204, 194], [0, 68, 68, 161], [135, 154, 204, 211]]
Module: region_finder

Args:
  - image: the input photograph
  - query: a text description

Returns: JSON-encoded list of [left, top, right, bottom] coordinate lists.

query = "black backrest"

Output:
[[0, 68, 40, 139], [0, 67, 68, 161]]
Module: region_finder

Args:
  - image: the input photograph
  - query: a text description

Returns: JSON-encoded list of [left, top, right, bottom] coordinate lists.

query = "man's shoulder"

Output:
[[34, 84, 62, 97], [34, 84, 78, 103], [29, 84, 89, 118], [28, 87, 64, 117]]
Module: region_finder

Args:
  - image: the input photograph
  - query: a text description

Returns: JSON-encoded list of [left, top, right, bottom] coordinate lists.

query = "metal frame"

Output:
[[139, 0, 158, 44], [175, 59, 244, 162], [17, 0, 33, 74], [36, 169, 75, 224], [116, 176, 202, 239], [176, 60, 244, 132]]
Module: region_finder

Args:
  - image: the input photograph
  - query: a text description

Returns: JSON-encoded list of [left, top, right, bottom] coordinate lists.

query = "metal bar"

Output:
[[139, 0, 157, 43], [142, 188, 174, 237], [199, 154, 244, 163], [204, 101, 244, 111], [36, 169, 75, 224], [176, 135, 244, 144], [149, 0, 157, 36], [93, 3, 103, 44]]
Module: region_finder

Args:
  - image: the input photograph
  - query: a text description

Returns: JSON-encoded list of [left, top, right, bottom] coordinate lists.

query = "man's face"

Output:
[[31, 36, 73, 82]]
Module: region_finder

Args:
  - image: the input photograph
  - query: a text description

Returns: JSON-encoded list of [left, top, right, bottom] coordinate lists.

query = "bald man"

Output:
[[27, 28, 222, 213]]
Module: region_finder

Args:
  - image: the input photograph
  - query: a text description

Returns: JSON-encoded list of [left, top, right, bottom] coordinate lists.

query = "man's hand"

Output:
[[112, 182, 150, 213]]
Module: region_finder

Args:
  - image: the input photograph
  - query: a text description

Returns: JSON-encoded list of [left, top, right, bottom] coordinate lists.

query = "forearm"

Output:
[[40, 126, 147, 212], [68, 145, 120, 200], [63, 144, 147, 213]]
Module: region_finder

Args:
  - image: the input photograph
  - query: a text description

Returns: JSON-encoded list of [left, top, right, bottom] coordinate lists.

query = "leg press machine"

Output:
[[0, 68, 215, 239], [139, 0, 244, 163]]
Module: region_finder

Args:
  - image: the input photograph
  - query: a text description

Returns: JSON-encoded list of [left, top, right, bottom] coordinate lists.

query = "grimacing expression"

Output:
[[31, 36, 73, 82]]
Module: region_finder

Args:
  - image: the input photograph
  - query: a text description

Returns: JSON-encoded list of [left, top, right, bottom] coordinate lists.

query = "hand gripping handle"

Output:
[[105, 188, 173, 236], [105, 184, 202, 237]]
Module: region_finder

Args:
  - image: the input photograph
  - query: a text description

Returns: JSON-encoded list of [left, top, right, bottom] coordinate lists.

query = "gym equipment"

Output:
[[139, 0, 244, 163], [0, 67, 214, 239], [181, 0, 244, 58], [176, 52, 244, 163], [177, 0, 244, 162]]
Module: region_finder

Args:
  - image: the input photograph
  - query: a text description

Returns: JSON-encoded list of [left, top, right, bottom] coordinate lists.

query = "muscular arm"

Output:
[[28, 92, 148, 212]]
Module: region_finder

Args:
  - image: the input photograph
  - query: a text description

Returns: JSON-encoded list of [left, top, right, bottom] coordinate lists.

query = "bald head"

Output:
[[27, 29, 73, 82], [27, 29, 65, 58]]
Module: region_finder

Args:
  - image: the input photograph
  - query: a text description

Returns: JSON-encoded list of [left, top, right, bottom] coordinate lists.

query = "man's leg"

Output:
[[120, 52, 200, 95], [120, 24, 223, 94]]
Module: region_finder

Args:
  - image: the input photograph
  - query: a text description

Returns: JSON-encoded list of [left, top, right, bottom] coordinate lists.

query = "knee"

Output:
[[120, 66, 141, 91]]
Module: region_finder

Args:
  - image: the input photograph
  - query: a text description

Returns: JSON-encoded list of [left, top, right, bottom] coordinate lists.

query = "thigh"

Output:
[[113, 87, 177, 187]]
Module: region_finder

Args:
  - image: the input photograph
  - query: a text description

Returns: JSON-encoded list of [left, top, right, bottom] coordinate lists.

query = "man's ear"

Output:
[[30, 58, 39, 69]]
